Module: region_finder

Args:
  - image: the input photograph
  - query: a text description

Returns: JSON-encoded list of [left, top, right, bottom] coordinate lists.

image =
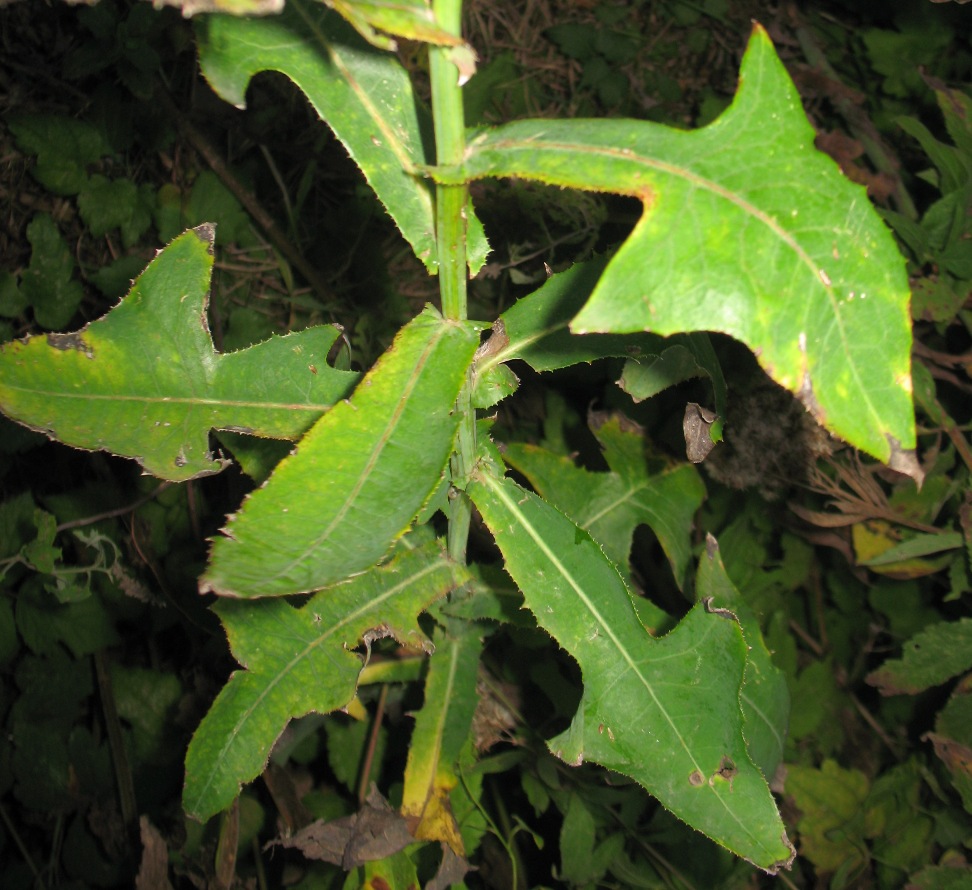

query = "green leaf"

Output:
[[0, 492, 40, 562], [908, 865, 972, 890], [77, 175, 154, 248], [471, 360, 519, 410], [0, 225, 358, 482], [546, 24, 597, 62], [10, 720, 73, 811], [784, 760, 869, 875], [504, 415, 705, 593], [559, 792, 597, 884], [696, 536, 789, 782], [619, 345, 707, 400], [328, 0, 469, 51], [201, 306, 480, 597], [185, 171, 256, 247], [863, 20, 952, 100], [443, 26, 917, 475], [184, 541, 465, 821], [858, 530, 963, 567], [897, 116, 972, 196], [22, 508, 60, 574], [111, 664, 183, 766], [865, 761, 935, 874], [89, 255, 150, 301], [16, 576, 120, 658], [933, 78, 972, 160], [196, 0, 488, 274], [468, 470, 794, 872], [0, 270, 27, 320], [401, 621, 482, 853], [478, 256, 665, 374], [866, 617, 972, 696], [20, 214, 84, 331], [8, 114, 109, 196], [619, 332, 727, 424], [214, 432, 291, 485]]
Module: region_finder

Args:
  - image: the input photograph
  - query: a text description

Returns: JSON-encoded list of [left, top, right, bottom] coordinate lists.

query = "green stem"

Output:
[[429, 0, 476, 563], [429, 0, 467, 322]]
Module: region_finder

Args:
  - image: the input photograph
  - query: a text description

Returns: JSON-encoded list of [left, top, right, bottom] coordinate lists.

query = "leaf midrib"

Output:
[[482, 473, 776, 856], [1, 385, 339, 413], [467, 123, 881, 447], [266, 324, 449, 585], [483, 473, 697, 766]]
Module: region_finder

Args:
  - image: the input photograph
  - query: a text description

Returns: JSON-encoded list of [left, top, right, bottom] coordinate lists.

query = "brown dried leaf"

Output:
[[683, 402, 718, 463], [275, 786, 416, 869], [136, 816, 174, 890]]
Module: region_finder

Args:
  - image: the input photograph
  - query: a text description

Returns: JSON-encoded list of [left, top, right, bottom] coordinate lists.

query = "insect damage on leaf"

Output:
[[45, 332, 93, 356]]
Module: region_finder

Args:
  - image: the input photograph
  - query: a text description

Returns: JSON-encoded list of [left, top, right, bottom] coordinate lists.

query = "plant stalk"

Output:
[[429, 0, 476, 563], [429, 0, 468, 322]]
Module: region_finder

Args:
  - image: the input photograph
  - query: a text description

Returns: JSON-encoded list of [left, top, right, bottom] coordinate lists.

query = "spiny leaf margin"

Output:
[[0, 224, 356, 481], [201, 305, 481, 598], [439, 25, 916, 475], [469, 468, 794, 872], [184, 540, 467, 821]]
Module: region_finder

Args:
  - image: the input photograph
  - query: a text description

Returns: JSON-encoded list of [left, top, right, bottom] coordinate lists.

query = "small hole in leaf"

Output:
[[718, 756, 737, 780]]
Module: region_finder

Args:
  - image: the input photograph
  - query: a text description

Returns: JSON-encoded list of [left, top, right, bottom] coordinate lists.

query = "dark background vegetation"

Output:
[[1, 0, 971, 887]]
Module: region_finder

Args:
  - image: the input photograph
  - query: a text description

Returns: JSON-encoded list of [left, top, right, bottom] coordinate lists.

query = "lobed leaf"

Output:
[[184, 541, 466, 822], [469, 470, 794, 872], [201, 306, 480, 598], [196, 0, 488, 274], [443, 26, 917, 475], [503, 415, 705, 593], [0, 225, 357, 482]]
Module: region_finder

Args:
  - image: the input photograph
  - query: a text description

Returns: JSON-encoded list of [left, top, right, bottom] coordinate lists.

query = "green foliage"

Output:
[[885, 76, 972, 324], [184, 540, 465, 819], [502, 418, 705, 594], [195, 2, 487, 274], [200, 306, 480, 596], [439, 30, 917, 471], [471, 470, 790, 866], [2, 0, 972, 887], [0, 225, 358, 480], [19, 214, 85, 331]]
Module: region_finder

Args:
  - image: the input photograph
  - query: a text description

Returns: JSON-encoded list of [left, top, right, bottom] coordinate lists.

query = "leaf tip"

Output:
[[748, 20, 767, 39], [762, 833, 797, 875], [191, 222, 216, 252], [885, 435, 924, 488]]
